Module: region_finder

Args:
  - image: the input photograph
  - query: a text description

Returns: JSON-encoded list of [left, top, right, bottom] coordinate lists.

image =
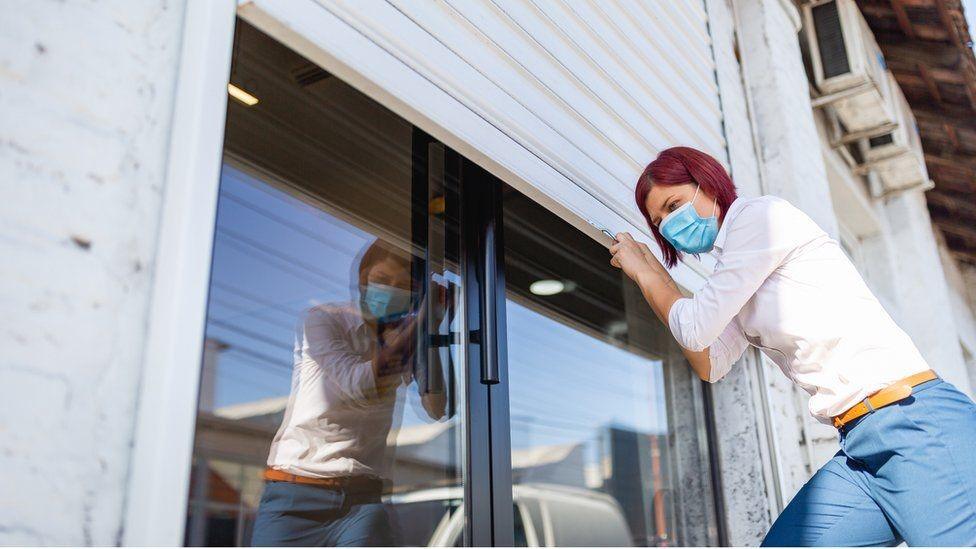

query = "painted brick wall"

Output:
[[0, 1, 185, 544]]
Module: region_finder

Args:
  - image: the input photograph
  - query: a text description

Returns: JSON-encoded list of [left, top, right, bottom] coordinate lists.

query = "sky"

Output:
[[966, 0, 976, 53]]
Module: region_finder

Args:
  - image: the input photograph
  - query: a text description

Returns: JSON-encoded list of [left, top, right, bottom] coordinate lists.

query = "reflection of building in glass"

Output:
[[186, 395, 674, 546], [198, 338, 229, 414], [605, 427, 674, 547]]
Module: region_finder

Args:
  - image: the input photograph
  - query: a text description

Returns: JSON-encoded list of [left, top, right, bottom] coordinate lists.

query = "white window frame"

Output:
[[122, 0, 237, 544]]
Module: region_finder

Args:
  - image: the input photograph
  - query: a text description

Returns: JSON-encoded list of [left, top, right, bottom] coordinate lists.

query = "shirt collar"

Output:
[[708, 196, 745, 257]]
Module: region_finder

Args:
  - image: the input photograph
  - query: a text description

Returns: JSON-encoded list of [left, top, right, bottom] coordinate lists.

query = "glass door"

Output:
[[185, 21, 471, 546], [499, 186, 720, 547]]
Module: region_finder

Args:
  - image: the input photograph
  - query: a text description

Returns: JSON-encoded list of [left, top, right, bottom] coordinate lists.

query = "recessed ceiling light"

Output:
[[228, 83, 259, 106], [607, 320, 628, 336], [529, 279, 565, 296]]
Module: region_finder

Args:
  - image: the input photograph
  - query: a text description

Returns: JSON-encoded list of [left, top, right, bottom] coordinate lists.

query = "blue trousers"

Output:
[[250, 480, 395, 546], [762, 378, 976, 546]]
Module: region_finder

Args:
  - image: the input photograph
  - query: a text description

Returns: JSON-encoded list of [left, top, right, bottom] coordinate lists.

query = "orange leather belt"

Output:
[[263, 468, 383, 492], [832, 369, 938, 429]]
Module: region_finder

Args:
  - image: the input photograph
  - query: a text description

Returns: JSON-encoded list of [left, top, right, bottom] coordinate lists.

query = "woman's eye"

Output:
[[667, 201, 677, 212]]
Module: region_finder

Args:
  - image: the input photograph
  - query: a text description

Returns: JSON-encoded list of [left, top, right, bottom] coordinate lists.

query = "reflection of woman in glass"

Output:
[[609, 146, 976, 546], [251, 239, 446, 546]]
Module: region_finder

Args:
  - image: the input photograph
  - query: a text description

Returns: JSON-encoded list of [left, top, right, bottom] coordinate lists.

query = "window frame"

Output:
[[123, 1, 238, 545]]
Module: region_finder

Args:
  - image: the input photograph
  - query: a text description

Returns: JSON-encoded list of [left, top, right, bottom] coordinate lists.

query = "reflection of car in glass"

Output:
[[387, 483, 633, 547]]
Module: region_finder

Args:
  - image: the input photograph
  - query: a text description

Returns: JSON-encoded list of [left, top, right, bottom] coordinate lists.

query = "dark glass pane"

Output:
[[502, 186, 718, 546], [186, 20, 464, 547]]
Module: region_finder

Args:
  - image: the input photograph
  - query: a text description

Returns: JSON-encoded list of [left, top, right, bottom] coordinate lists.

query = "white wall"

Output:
[[728, 0, 840, 512], [938, 236, 976, 397], [703, 0, 785, 543], [731, 0, 839, 237], [960, 264, 976, 393], [0, 1, 186, 544], [812, 108, 974, 400], [883, 190, 973, 396]]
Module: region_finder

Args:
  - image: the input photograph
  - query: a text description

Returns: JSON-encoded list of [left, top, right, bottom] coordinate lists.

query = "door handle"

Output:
[[480, 217, 499, 385]]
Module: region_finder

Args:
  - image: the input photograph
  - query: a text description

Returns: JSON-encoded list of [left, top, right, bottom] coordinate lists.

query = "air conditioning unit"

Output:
[[858, 72, 931, 193], [803, 0, 896, 132]]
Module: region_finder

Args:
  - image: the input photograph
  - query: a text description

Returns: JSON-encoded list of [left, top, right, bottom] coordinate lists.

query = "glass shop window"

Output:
[[184, 21, 464, 546], [501, 186, 720, 546]]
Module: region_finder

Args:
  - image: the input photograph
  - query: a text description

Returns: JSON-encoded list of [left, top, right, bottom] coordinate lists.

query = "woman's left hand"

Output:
[[610, 232, 656, 281]]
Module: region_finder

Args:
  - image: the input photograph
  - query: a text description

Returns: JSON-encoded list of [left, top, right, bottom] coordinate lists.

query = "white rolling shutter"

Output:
[[239, 0, 727, 289]]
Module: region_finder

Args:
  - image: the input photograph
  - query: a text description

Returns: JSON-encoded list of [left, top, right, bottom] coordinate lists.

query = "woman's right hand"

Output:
[[373, 319, 417, 381], [610, 232, 656, 281]]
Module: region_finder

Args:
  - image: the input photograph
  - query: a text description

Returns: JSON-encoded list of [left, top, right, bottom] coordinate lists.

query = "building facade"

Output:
[[2, 0, 974, 545]]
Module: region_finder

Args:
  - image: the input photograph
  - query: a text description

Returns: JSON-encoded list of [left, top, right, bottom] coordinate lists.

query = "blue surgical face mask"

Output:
[[362, 283, 413, 322], [659, 184, 719, 254]]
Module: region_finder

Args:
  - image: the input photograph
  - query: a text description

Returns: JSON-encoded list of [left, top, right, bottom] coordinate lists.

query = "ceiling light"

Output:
[[529, 279, 565, 296], [228, 83, 259, 106]]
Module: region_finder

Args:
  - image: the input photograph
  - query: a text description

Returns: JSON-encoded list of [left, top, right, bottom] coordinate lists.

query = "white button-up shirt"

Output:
[[266, 302, 405, 478], [667, 195, 930, 423]]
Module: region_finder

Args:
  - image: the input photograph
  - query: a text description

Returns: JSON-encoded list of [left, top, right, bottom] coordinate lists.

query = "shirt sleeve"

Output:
[[667, 197, 816, 354], [706, 319, 750, 382], [303, 309, 378, 403]]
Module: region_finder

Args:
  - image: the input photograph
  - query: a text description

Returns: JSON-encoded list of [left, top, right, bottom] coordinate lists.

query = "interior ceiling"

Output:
[[857, 0, 976, 266]]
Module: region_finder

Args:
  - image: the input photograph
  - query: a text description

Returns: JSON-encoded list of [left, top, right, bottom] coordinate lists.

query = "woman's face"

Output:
[[643, 182, 720, 229], [366, 257, 412, 291]]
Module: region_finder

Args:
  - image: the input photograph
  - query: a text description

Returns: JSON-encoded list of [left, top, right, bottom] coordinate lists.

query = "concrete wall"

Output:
[[938, 237, 976, 395], [705, 0, 784, 543], [812, 108, 974, 399], [0, 1, 186, 544], [883, 190, 974, 396], [959, 264, 976, 394], [731, 0, 839, 237], [726, 0, 841, 513]]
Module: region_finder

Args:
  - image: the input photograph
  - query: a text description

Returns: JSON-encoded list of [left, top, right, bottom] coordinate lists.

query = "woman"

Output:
[[609, 146, 976, 546], [252, 239, 447, 546]]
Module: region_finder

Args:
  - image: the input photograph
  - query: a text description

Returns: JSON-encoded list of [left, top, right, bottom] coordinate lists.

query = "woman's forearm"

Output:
[[633, 265, 713, 381], [609, 234, 713, 381], [633, 263, 683, 324]]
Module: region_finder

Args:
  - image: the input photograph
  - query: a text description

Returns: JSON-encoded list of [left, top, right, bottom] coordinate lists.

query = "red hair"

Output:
[[635, 146, 738, 268]]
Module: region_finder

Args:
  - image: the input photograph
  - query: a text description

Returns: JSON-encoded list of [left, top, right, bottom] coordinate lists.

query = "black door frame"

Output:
[[411, 129, 515, 546], [460, 158, 514, 547], [411, 130, 729, 547]]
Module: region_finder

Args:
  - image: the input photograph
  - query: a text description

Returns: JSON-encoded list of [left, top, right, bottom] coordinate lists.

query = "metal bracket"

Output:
[[829, 121, 899, 147], [810, 81, 876, 109], [853, 150, 914, 175]]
